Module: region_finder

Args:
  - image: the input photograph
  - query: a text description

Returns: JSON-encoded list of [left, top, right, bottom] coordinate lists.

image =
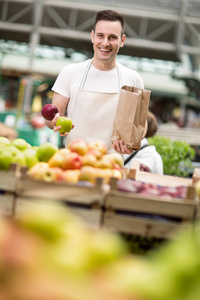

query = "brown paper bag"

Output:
[[111, 85, 151, 150]]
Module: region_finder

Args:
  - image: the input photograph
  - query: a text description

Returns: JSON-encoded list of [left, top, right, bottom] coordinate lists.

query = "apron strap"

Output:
[[124, 144, 150, 166], [80, 59, 93, 89], [80, 59, 122, 90]]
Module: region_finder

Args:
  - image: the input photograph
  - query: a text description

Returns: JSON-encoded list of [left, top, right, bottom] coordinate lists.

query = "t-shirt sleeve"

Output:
[[52, 65, 71, 98], [135, 72, 144, 89]]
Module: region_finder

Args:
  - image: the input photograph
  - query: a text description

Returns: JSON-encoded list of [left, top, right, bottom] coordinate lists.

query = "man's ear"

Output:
[[91, 30, 94, 43], [120, 34, 126, 48]]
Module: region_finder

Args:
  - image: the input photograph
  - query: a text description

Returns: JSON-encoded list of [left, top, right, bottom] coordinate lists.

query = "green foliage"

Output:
[[148, 135, 195, 177]]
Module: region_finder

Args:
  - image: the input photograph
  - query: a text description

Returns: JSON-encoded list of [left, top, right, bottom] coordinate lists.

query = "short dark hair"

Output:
[[94, 10, 125, 37]]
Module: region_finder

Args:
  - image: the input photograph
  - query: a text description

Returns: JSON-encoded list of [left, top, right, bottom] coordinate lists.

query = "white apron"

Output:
[[66, 59, 122, 153]]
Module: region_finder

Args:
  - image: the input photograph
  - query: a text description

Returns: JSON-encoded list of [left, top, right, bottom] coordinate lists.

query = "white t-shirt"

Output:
[[123, 138, 164, 175], [52, 59, 144, 118]]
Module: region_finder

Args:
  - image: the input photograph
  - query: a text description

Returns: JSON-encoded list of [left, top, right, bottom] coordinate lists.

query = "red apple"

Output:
[[62, 152, 82, 170], [56, 117, 72, 134], [41, 104, 58, 120], [88, 140, 107, 155], [68, 139, 88, 156]]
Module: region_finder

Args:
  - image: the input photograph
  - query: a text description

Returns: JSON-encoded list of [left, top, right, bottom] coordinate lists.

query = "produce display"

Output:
[[27, 138, 123, 184], [0, 200, 200, 300], [117, 178, 188, 199]]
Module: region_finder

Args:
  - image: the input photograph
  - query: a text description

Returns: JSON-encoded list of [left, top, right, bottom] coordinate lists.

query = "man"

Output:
[[46, 10, 144, 154]]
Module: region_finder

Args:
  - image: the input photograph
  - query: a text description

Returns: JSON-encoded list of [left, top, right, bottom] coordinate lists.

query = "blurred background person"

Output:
[[123, 110, 163, 175]]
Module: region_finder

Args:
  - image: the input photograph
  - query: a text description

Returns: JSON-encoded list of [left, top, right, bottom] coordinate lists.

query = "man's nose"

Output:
[[102, 37, 110, 46]]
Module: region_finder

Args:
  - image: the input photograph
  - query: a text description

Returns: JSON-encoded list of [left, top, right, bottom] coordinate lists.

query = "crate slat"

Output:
[[0, 193, 15, 216], [105, 191, 196, 219], [102, 211, 190, 239], [16, 177, 103, 206]]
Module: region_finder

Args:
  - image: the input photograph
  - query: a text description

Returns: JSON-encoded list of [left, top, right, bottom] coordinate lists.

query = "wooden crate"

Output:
[[0, 164, 19, 216], [102, 175, 198, 239], [15, 170, 104, 228], [0, 192, 15, 216], [0, 164, 19, 192]]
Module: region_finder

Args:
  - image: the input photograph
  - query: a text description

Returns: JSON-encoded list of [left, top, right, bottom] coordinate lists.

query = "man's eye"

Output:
[[110, 36, 117, 40], [97, 34, 103, 38]]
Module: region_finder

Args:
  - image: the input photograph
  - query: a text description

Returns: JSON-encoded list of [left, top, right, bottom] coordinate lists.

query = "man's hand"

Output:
[[112, 140, 133, 154], [46, 113, 74, 137]]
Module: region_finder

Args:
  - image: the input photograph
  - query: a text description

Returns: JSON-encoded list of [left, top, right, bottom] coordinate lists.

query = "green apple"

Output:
[[10, 148, 26, 167], [0, 136, 11, 145], [56, 117, 72, 134], [24, 148, 39, 169], [37, 142, 58, 162], [12, 138, 31, 151], [0, 150, 12, 170]]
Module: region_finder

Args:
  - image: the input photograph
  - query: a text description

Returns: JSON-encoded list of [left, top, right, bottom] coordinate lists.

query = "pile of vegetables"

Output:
[[148, 136, 195, 177]]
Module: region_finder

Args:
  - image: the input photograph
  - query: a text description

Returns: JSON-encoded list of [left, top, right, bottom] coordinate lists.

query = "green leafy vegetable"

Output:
[[148, 136, 195, 177]]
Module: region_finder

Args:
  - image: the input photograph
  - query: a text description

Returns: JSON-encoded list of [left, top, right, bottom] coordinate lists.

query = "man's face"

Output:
[[91, 20, 125, 65]]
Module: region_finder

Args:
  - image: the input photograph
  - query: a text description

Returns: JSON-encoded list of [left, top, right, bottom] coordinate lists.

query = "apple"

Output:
[[96, 156, 114, 169], [12, 138, 31, 151], [27, 162, 49, 180], [81, 153, 97, 167], [28, 163, 62, 182], [104, 153, 124, 168], [0, 150, 13, 170], [0, 136, 11, 145], [79, 166, 97, 184], [23, 148, 39, 169], [41, 104, 58, 120], [43, 167, 64, 182], [36, 142, 58, 162], [56, 117, 72, 134], [48, 148, 71, 168], [87, 148, 103, 160], [62, 152, 82, 170], [94, 168, 113, 184], [68, 139, 88, 156], [87, 140, 107, 155], [60, 169, 80, 184], [11, 150, 26, 167], [111, 169, 122, 181]]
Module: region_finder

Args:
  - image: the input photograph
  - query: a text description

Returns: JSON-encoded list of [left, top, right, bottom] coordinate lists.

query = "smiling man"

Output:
[[47, 10, 144, 154]]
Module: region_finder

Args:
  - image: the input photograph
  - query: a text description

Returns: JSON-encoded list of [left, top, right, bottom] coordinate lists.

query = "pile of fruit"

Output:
[[0, 200, 200, 300], [117, 179, 188, 199], [0, 136, 43, 170], [27, 138, 123, 184], [0, 135, 123, 185]]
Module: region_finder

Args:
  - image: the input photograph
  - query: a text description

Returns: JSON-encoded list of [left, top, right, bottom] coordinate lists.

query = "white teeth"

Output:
[[100, 49, 110, 52]]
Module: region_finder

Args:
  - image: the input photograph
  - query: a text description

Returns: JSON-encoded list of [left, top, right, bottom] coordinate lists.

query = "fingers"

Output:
[[113, 140, 133, 154]]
